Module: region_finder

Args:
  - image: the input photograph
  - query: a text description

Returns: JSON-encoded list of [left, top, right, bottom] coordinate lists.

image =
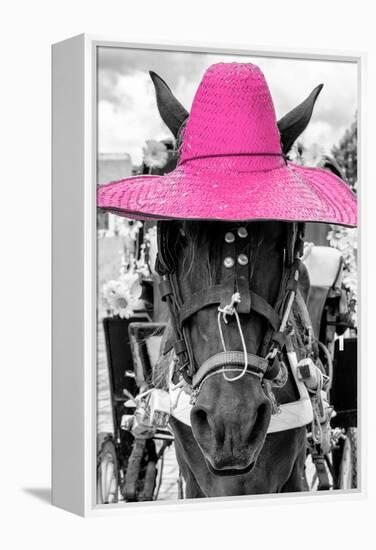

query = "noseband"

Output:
[[155, 221, 305, 404]]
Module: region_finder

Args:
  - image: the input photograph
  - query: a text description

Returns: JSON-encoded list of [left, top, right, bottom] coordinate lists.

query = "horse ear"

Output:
[[319, 155, 345, 180], [149, 71, 189, 138], [277, 84, 324, 154]]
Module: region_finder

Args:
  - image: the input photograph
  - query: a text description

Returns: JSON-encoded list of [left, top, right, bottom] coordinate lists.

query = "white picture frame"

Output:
[[52, 34, 365, 517]]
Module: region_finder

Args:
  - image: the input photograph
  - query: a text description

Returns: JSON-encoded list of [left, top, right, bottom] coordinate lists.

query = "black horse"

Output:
[[149, 70, 333, 497]]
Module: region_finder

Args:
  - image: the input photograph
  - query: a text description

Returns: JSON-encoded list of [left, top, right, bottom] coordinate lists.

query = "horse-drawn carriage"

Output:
[[302, 244, 357, 490], [97, 61, 358, 502], [97, 319, 182, 503]]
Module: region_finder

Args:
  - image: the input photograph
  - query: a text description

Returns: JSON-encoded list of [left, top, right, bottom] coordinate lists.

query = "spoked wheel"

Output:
[[338, 427, 358, 489], [97, 434, 119, 504]]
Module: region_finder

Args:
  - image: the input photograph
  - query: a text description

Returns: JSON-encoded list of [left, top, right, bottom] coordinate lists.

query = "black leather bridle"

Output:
[[155, 220, 305, 398]]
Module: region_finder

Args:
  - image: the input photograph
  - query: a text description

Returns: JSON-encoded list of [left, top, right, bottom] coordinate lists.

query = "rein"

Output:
[[156, 221, 305, 405]]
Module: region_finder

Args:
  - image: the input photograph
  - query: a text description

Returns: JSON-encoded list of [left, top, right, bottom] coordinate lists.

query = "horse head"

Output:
[[151, 70, 322, 476]]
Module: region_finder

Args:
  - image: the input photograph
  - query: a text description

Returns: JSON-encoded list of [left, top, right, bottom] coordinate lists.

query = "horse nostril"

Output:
[[191, 407, 208, 428], [191, 406, 225, 445], [191, 406, 214, 439]]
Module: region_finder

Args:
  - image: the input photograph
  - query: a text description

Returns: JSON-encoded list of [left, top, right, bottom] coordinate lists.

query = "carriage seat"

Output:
[[303, 245, 343, 339]]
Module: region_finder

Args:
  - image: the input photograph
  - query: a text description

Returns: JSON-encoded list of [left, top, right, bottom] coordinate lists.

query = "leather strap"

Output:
[[311, 453, 331, 490], [235, 238, 251, 313], [219, 236, 236, 310], [251, 292, 281, 332], [159, 278, 173, 300], [178, 286, 280, 331]]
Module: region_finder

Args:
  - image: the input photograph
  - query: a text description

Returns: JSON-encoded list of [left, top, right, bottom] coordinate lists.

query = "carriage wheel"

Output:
[[339, 427, 357, 489], [97, 435, 119, 504]]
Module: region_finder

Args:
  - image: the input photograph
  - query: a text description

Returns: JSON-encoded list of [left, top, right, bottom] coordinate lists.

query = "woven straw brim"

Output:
[[97, 161, 357, 227]]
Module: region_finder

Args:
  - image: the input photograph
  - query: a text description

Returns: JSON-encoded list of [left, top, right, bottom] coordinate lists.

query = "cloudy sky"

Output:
[[97, 47, 357, 165]]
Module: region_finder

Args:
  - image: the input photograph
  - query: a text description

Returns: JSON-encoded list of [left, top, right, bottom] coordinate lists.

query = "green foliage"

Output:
[[331, 116, 357, 192]]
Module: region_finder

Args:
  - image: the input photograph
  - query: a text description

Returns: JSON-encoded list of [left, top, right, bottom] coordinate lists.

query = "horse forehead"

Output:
[[183, 220, 285, 245]]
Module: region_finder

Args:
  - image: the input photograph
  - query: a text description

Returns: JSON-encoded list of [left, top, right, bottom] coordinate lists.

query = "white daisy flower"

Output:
[[142, 140, 168, 169]]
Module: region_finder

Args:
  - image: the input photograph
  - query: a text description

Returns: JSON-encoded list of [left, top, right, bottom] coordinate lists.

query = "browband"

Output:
[[176, 286, 281, 332]]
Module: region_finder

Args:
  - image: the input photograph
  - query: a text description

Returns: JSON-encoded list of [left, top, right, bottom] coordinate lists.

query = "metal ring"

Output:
[[237, 254, 249, 266], [237, 227, 248, 239]]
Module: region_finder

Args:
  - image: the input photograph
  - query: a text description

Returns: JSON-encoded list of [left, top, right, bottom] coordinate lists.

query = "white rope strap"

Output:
[[217, 292, 249, 382]]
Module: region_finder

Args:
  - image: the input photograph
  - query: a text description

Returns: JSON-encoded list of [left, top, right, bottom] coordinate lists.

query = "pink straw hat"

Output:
[[97, 63, 357, 227]]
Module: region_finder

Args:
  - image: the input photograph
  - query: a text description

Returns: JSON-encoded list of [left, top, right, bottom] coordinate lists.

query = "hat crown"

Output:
[[180, 63, 282, 164]]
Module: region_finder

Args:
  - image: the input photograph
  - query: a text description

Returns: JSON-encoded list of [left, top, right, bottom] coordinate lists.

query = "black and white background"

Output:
[[96, 47, 358, 501]]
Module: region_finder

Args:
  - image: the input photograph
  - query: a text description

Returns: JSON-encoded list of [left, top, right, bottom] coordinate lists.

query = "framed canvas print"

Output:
[[52, 35, 363, 516]]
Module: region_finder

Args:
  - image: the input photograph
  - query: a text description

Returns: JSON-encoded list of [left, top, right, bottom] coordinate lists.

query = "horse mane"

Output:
[[180, 221, 227, 285]]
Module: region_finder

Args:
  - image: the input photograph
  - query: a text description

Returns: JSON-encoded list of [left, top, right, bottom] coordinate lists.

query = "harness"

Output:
[[155, 220, 306, 402]]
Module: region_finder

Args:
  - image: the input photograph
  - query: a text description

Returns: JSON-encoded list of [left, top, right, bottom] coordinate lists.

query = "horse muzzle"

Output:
[[190, 368, 272, 477]]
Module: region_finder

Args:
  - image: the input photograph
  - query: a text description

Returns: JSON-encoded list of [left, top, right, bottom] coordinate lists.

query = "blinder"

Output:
[[155, 220, 305, 396], [155, 220, 180, 275]]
